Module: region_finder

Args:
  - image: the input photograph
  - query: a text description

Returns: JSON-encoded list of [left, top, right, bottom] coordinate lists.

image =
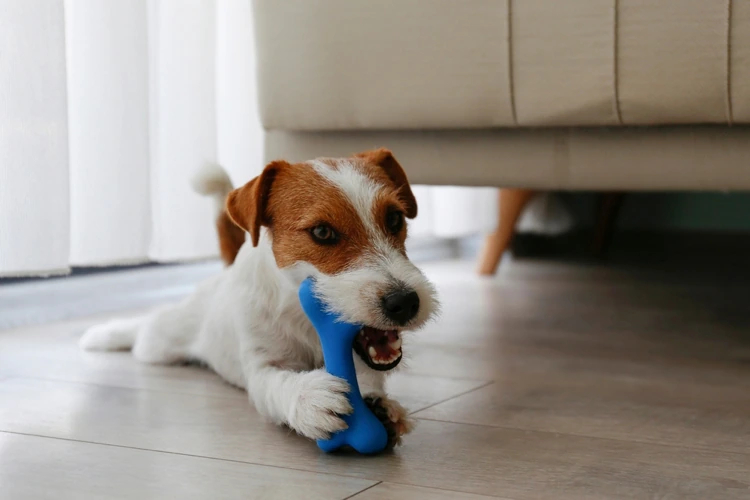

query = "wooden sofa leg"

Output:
[[477, 188, 535, 276]]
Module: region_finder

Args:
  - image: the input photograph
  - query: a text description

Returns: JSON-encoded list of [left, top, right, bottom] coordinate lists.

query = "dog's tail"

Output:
[[191, 163, 246, 266], [191, 162, 234, 217]]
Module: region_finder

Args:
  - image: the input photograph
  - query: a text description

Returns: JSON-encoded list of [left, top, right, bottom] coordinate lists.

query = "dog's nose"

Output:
[[382, 289, 420, 325]]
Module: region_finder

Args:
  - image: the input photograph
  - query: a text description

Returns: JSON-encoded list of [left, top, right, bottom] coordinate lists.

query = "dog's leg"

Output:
[[130, 305, 197, 364], [246, 365, 354, 441], [353, 357, 415, 448], [363, 392, 415, 448], [79, 316, 145, 351], [81, 302, 199, 365]]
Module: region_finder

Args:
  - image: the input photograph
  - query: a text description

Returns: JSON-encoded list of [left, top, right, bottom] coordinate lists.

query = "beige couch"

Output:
[[251, 0, 750, 273]]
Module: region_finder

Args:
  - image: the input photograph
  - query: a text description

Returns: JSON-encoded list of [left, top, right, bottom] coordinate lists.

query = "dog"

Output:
[[80, 149, 439, 446]]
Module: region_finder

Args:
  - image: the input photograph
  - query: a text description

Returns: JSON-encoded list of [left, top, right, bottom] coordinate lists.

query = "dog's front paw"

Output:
[[364, 393, 415, 449], [288, 370, 353, 441]]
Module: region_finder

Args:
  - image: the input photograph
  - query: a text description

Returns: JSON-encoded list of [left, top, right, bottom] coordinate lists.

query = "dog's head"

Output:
[[226, 148, 438, 371]]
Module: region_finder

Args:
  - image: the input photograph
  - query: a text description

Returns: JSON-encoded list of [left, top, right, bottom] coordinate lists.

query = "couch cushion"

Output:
[[253, 0, 750, 130], [264, 127, 750, 190]]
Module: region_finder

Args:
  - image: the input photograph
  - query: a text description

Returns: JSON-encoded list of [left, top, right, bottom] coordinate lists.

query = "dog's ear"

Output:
[[355, 148, 417, 218], [226, 160, 288, 246]]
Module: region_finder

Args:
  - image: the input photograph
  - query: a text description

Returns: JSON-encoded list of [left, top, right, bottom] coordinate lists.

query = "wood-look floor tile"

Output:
[[384, 373, 488, 414], [410, 268, 750, 388], [0, 314, 488, 413], [351, 483, 506, 500], [414, 375, 750, 454], [1, 378, 747, 499], [3, 257, 750, 498], [0, 326, 247, 400], [0, 432, 375, 500]]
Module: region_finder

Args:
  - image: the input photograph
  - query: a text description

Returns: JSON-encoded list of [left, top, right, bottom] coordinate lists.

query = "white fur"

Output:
[[80, 159, 438, 443], [310, 159, 382, 236], [310, 158, 439, 328], [191, 162, 234, 217]]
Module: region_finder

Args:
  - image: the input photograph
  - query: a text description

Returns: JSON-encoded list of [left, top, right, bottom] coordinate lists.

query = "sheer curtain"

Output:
[[0, 0, 497, 277]]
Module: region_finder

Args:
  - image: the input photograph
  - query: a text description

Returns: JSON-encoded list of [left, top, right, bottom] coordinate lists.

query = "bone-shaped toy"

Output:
[[298, 277, 388, 454]]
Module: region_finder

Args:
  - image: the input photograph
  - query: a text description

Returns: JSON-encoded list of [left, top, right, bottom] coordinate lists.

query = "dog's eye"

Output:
[[386, 210, 404, 234], [309, 224, 339, 244]]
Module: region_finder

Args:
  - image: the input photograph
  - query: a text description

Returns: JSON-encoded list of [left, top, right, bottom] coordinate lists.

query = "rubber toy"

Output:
[[298, 277, 388, 454]]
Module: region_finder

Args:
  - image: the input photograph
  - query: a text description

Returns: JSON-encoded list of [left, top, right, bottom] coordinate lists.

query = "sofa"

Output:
[[251, 0, 750, 274]]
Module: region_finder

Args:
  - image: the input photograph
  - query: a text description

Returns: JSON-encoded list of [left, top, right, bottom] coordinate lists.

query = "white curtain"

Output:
[[1, 0, 71, 276], [0, 0, 497, 277]]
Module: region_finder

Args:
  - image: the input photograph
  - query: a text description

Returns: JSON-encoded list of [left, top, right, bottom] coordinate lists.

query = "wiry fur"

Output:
[[191, 162, 234, 215], [191, 162, 246, 266], [80, 150, 438, 444]]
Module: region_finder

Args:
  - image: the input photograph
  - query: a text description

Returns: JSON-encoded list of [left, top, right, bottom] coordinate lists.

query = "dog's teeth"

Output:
[[389, 337, 402, 350], [368, 346, 377, 358]]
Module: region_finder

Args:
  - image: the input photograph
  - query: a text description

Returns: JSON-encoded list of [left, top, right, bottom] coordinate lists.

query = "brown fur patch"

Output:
[[216, 210, 246, 266], [371, 189, 409, 255], [221, 150, 418, 271], [354, 148, 418, 219], [267, 163, 371, 274], [226, 160, 286, 247]]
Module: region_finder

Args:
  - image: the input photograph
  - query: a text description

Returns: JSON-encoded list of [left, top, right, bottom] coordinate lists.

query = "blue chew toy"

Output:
[[298, 277, 388, 454]]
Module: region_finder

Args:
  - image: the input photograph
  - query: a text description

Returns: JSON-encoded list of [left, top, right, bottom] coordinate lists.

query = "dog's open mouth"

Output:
[[353, 326, 403, 371]]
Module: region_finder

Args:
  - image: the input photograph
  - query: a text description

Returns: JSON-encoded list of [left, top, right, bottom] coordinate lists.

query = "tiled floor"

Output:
[[1, 257, 749, 499]]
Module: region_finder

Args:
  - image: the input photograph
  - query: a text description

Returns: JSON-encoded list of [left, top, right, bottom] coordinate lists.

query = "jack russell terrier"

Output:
[[80, 149, 439, 447]]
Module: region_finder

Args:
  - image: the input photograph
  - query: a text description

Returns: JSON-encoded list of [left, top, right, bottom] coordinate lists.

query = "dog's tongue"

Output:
[[365, 327, 399, 344], [360, 327, 402, 361]]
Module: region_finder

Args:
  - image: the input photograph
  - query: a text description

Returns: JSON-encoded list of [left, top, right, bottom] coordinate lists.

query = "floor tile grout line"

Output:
[[0, 430, 379, 484], [0, 429, 513, 498], [350, 480, 516, 500], [344, 480, 513, 500], [2, 429, 513, 498], [409, 380, 495, 416], [411, 417, 750, 458], [341, 481, 382, 500]]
